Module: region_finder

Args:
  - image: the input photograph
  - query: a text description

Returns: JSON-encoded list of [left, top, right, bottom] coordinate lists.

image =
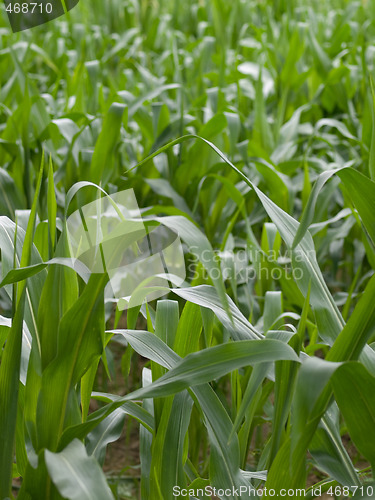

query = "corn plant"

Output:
[[1, 0, 375, 499]]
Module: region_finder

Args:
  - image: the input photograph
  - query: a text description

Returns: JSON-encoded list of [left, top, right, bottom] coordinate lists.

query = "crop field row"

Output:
[[0, 0, 375, 499]]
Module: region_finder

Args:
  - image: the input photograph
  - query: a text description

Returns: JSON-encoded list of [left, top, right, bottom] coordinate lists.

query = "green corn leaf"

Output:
[[172, 285, 261, 341], [36, 273, 107, 451], [86, 408, 127, 466], [327, 273, 375, 364], [150, 391, 193, 499], [109, 332, 299, 400], [293, 167, 375, 249], [58, 397, 154, 450], [45, 439, 115, 500], [331, 362, 375, 471], [140, 368, 154, 500], [0, 286, 26, 497], [47, 155, 57, 256], [90, 102, 126, 184], [0, 154, 44, 498], [369, 77, 375, 181], [309, 404, 360, 487]]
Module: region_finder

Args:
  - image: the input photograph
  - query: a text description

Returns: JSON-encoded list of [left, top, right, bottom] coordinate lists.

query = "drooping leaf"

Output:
[[45, 439, 114, 500]]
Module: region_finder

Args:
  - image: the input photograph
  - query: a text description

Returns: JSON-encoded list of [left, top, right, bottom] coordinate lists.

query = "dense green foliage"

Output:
[[1, 0, 375, 498]]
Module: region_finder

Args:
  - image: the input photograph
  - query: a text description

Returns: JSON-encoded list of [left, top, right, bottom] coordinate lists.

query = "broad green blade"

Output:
[[45, 439, 114, 500], [331, 362, 375, 471], [90, 102, 126, 184]]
